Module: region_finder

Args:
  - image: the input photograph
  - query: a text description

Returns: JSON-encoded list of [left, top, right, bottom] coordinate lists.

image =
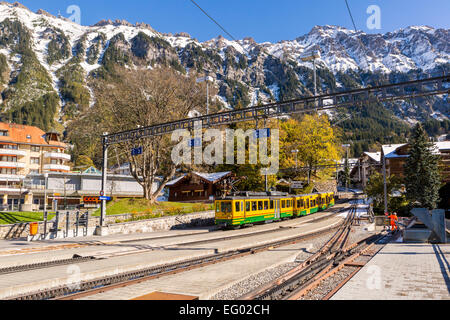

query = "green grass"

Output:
[[92, 198, 214, 220], [0, 199, 214, 225], [0, 212, 56, 225]]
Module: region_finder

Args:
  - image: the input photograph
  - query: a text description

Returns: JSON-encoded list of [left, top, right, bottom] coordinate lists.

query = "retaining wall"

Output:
[[0, 211, 215, 240]]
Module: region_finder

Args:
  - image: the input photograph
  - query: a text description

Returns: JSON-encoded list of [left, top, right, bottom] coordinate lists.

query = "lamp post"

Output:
[[301, 50, 321, 110], [342, 144, 351, 191], [196, 74, 214, 115], [43, 173, 48, 238]]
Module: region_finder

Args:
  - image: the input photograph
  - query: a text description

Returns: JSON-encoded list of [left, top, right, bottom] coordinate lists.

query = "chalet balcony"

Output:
[[0, 149, 27, 157], [43, 164, 71, 171], [0, 161, 26, 169], [44, 152, 71, 161]]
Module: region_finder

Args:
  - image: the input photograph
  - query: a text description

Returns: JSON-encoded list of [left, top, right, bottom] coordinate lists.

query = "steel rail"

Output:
[[0, 255, 99, 276], [103, 75, 449, 145], [240, 205, 358, 300], [7, 206, 352, 301]]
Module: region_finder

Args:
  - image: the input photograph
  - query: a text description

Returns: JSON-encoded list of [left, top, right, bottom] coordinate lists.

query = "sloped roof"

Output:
[[382, 144, 408, 159], [364, 152, 381, 163], [193, 172, 232, 183], [83, 167, 101, 175], [166, 171, 232, 187], [166, 174, 187, 186], [435, 141, 450, 151], [0, 122, 66, 148]]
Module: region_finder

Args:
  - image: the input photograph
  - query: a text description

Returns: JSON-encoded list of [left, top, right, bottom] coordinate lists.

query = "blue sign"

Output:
[[131, 147, 143, 156], [188, 138, 202, 147], [254, 129, 271, 139], [99, 196, 112, 201]]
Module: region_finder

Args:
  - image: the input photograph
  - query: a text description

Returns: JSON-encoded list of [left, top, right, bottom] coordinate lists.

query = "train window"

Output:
[[282, 200, 286, 209], [235, 202, 240, 212], [287, 200, 291, 208], [246, 202, 250, 212], [307, 200, 310, 209], [264, 201, 269, 210], [297, 200, 300, 208], [258, 201, 263, 211], [221, 202, 232, 213], [270, 200, 274, 210], [252, 201, 257, 211], [301, 199, 304, 207], [241, 202, 244, 212], [216, 203, 220, 213]]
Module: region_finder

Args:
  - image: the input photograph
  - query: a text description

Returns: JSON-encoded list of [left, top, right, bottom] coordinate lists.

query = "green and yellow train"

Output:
[[215, 191, 335, 228]]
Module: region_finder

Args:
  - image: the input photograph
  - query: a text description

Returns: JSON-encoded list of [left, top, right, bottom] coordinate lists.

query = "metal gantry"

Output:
[[98, 75, 450, 227], [103, 75, 449, 146]]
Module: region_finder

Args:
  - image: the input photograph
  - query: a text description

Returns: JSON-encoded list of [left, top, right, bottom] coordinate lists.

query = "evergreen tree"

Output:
[[404, 124, 441, 209]]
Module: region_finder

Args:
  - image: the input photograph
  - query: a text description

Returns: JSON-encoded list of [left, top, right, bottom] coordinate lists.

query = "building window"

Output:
[[0, 131, 9, 137], [31, 146, 40, 152], [0, 168, 17, 175], [30, 170, 39, 174], [31, 157, 40, 164], [0, 156, 17, 162], [0, 144, 18, 150]]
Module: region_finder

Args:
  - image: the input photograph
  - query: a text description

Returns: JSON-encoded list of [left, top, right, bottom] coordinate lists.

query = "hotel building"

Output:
[[0, 123, 71, 210]]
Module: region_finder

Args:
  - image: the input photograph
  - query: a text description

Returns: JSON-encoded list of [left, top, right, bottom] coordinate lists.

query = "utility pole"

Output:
[[301, 50, 321, 111], [197, 72, 213, 115], [100, 134, 109, 228], [383, 154, 388, 215]]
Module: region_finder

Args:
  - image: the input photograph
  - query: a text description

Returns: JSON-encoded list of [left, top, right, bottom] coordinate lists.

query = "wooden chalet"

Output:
[[166, 172, 234, 202]]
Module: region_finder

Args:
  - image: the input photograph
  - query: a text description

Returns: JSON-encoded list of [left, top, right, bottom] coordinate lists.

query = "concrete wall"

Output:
[[0, 211, 215, 240]]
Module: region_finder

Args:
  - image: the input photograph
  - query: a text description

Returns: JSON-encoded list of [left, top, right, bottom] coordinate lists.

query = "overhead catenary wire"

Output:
[[189, 0, 237, 41]]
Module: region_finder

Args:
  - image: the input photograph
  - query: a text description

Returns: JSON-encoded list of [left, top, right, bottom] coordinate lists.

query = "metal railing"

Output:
[[47, 211, 91, 239]]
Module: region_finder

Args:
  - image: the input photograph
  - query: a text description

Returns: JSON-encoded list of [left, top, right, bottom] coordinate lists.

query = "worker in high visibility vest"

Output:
[[389, 213, 399, 231]]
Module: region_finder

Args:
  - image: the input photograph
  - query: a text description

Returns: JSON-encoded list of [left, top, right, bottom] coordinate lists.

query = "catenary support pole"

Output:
[[100, 134, 109, 227], [383, 155, 388, 215]]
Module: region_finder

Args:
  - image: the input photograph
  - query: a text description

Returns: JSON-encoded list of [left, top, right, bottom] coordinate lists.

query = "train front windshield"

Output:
[[216, 201, 232, 213]]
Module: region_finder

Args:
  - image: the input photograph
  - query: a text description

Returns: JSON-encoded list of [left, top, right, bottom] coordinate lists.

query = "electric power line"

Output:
[[189, 0, 237, 41], [345, 0, 358, 32]]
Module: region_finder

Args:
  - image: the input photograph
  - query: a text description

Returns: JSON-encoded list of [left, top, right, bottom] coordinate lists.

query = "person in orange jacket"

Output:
[[389, 213, 399, 231]]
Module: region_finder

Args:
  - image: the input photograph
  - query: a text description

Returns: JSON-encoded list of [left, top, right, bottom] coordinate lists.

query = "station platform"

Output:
[[331, 243, 450, 300]]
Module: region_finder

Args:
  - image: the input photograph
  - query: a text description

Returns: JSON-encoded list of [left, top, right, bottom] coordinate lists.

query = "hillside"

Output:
[[0, 2, 448, 157]]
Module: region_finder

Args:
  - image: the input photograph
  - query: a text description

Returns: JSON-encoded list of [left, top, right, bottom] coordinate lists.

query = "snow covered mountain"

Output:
[[0, 1, 448, 132]]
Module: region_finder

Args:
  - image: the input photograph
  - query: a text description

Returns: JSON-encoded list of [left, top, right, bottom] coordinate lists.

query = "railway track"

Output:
[[0, 204, 349, 278], [5, 205, 353, 300], [239, 205, 387, 300]]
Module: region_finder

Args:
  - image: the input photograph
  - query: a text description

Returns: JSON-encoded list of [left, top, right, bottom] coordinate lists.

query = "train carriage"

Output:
[[215, 191, 335, 228]]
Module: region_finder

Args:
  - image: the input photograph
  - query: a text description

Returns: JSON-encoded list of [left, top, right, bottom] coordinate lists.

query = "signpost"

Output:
[[188, 138, 202, 147], [291, 181, 305, 189], [254, 129, 271, 139], [131, 147, 143, 156]]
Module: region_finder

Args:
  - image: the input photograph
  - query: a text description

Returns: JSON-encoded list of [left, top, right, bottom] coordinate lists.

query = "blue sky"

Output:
[[8, 0, 450, 42]]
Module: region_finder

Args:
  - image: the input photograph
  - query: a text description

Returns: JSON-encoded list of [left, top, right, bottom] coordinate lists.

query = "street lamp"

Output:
[[301, 50, 321, 110], [291, 149, 299, 170], [342, 144, 351, 191], [43, 173, 48, 238], [196, 74, 214, 115]]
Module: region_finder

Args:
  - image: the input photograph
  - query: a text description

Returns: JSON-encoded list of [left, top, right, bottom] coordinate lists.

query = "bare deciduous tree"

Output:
[[88, 67, 208, 203]]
